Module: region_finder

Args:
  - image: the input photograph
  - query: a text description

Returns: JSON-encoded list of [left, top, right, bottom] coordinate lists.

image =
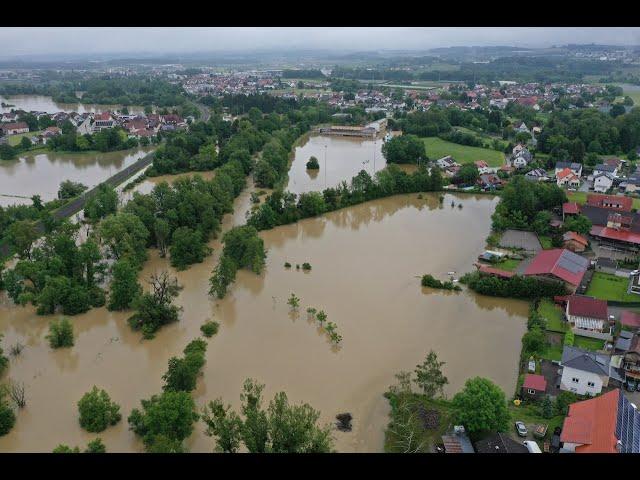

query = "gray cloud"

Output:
[[0, 27, 639, 58]]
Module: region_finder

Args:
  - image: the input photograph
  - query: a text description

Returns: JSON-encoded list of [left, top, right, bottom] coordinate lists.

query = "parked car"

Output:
[[515, 421, 527, 437], [523, 440, 542, 453]]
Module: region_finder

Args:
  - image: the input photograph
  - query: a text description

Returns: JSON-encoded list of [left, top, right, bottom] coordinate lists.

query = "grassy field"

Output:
[[541, 343, 563, 362], [422, 137, 505, 167], [538, 236, 553, 249], [494, 258, 521, 271], [508, 403, 565, 447], [538, 299, 566, 333], [574, 335, 604, 351], [585, 272, 637, 302], [7, 130, 42, 146]]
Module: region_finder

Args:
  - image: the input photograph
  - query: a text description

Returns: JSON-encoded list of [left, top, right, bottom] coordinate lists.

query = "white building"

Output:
[[560, 346, 613, 396], [593, 173, 615, 193], [565, 295, 611, 338]]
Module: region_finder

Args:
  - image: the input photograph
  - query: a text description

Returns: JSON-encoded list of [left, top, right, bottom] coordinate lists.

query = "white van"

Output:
[[523, 440, 542, 453]]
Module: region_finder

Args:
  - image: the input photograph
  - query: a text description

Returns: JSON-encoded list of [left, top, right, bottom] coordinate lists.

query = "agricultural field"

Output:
[[422, 137, 505, 167]]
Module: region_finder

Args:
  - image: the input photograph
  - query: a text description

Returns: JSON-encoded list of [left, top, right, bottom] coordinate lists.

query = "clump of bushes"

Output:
[[77, 386, 122, 433], [302, 262, 312, 271], [306, 156, 320, 170], [46, 317, 74, 348], [421, 274, 461, 291], [459, 271, 567, 299], [284, 262, 291, 268], [200, 321, 220, 338]]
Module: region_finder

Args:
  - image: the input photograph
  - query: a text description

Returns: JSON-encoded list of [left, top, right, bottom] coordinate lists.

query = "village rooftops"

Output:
[[523, 373, 547, 392], [566, 295, 608, 321], [561, 345, 611, 377], [621, 311, 640, 330], [524, 249, 589, 287], [563, 202, 580, 215], [556, 161, 583, 172]]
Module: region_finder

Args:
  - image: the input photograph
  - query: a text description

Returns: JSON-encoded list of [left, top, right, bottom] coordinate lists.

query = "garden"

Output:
[[585, 272, 638, 303]]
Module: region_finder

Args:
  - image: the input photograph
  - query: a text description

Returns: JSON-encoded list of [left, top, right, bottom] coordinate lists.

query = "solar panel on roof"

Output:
[[617, 392, 640, 453], [558, 250, 589, 274]]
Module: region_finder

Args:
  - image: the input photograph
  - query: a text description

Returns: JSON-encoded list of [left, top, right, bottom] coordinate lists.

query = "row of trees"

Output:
[[248, 165, 443, 231], [459, 271, 568, 299], [48, 126, 141, 153]]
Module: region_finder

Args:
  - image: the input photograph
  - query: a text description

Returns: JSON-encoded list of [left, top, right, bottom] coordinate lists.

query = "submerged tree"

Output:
[[413, 350, 449, 400], [127, 272, 182, 339]]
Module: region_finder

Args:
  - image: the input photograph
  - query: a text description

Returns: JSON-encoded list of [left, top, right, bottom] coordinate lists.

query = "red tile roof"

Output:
[[1, 121, 28, 130], [557, 167, 575, 180], [592, 227, 640, 245], [560, 389, 619, 453], [621, 310, 640, 329], [477, 264, 515, 279], [523, 374, 547, 392], [563, 231, 589, 247], [566, 295, 608, 321], [563, 202, 580, 215], [524, 249, 588, 287], [586, 194, 632, 212]]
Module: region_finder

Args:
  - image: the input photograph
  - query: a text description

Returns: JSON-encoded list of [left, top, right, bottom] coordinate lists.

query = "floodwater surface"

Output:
[[0, 95, 145, 115], [0, 147, 155, 207], [285, 135, 387, 195], [0, 189, 528, 453]]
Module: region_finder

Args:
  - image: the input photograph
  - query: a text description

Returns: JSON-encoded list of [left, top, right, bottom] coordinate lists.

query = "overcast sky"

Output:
[[1, 27, 639, 58]]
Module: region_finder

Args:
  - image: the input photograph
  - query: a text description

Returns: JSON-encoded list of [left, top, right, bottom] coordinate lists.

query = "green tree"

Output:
[[6, 220, 39, 259], [564, 214, 592, 235], [413, 350, 449, 399], [58, 180, 88, 200], [169, 227, 211, 270], [381, 134, 426, 164], [128, 272, 182, 339], [46, 317, 74, 348], [53, 444, 80, 453], [541, 396, 554, 419], [451, 377, 510, 436], [306, 156, 320, 169], [84, 184, 118, 222], [108, 259, 141, 311], [85, 438, 106, 453], [202, 379, 333, 453], [162, 339, 208, 393], [77, 387, 122, 433], [128, 391, 199, 452], [20, 136, 32, 150], [0, 334, 8, 376], [564, 329, 575, 346], [522, 327, 547, 356], [0, 386, 16, 436]]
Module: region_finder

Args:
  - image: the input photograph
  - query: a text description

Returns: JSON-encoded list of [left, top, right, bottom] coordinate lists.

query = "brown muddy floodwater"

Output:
[[0, 188, 528, 453], [0, 95, 146, 115], [285, 134, 388, 195], [0, 147, 154, 207]]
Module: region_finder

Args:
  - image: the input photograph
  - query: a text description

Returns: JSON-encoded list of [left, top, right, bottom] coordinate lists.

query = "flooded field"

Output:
[[285, 134, 387, 195], [0, 95, 145, 115], [0, 189, 528, 453], [0, 147, 154, 207]]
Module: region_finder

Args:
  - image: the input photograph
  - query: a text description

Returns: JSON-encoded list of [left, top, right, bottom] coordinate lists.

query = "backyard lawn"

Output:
[[7, 130, 42, 146], [538, 299, 566, 333], [494, 258, 521, 271], [538, 236, 553, 250], [585, 272, 638, 303], [574, 335, 604, 351], [540, 343, 563, 362], [422, 137, 505, 167]]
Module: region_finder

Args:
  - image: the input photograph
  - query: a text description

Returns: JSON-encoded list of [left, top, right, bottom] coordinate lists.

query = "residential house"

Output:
[[591, 212, 640, 252], [619, 175, 640, 193], [92, 112, 114, 132], [441, 426, 475, 453], [562, 202, 580, 221], [522, 373, 547, 399], [1, 112, 18, 123], [510, 148, 533, 169], [436, 155, 458, 169], [565, 295, 611, 339], [556, 168, 581, 189], [524, 249, 589, 291], [516, 121, 530, 134], [562, 231, 589, 253], [474, 160, 491, 174], [555, 162, 583, 178], [621, 311, 640, 332], [593, 163, 618, 178], [593, 172, 615, 193], [525, 168, 549, 182], [595, 257, 617, 275], [615, 330, 635, 353], [0, 121, 29, 135], [473, 433, 529, 453], [477, 173, 502, 191], [560, 345, 615, 395], [560, 388, 640, 453]]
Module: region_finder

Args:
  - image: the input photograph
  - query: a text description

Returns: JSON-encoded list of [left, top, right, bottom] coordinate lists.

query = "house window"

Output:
[[587, 381, 595, 388], [572, 378, 580, 384], [527, 389, 536, 395]]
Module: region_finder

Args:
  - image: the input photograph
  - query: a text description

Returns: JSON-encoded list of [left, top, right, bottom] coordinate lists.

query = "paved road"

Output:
[[195, 102, 211, 122], [0, 151, 155, 258]]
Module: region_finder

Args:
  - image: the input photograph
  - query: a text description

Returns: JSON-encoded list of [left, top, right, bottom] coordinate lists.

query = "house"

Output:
[[562, 231, 589, 253], [593, 172, 615, 193], [473, 433, 529, 453], [441, 426, 474, 453], [620, 310, 640, 332], [92, 112, 114, 132], [562, 202, 580, 220], [525, 168, 549, 182], [477, 264, 515, 279], [436, 155, 458, 169], [595, 257, 617, 275], [556, 168, 581, 188], [474, 160, 491, 174], [42, 126, 61, 138], [555, 162, 582, 178], [565, 295, 611, 338], [1, 112, 18, 123], [477, 173, 502, 191], [586, 193, 632, 211], [619, 176, 640, 193], [516, 121, 530, 134], [622, 334, 640, 385], [593, 163, 618, 178], [510, 148, 533, 169], [560, 345, 615, 395], [0, 121, 29, 135], [615, 330, 635, 353], [590, 212, 640, 252], [524, 249, 589, 291], [560, 388, 640, 453], [522, 373, 547, 399]]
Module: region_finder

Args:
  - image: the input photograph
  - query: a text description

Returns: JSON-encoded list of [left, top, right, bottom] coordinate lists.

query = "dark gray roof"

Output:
[[474, 433, 528, 453], [596, 257, 617, 269], [594, 164, 617, 173], [558, 250, 590, 273], [561, 345, 610, 376], [615, 335, 632, 352], [556, 161, 582, 171], [581, 205, 640, 233]]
